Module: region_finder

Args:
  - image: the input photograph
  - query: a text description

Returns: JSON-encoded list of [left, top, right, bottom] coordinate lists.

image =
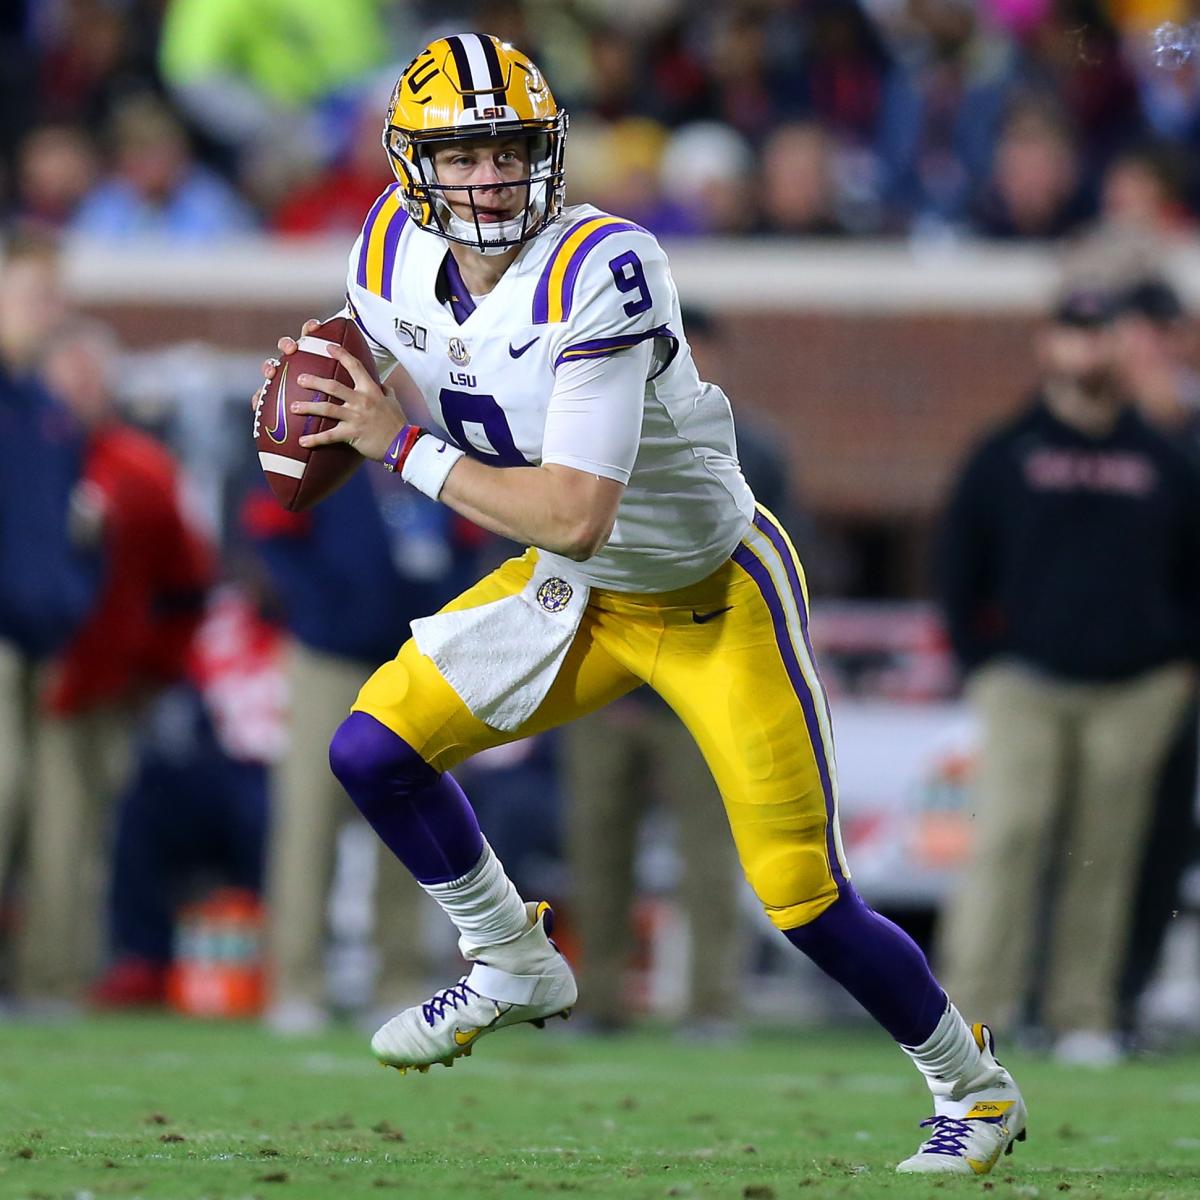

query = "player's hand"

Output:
[[291, 345, 409, 461], [248, 319, 321, 412]]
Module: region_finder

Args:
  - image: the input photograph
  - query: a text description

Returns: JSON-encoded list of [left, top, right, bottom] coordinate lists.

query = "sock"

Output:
[[783, 886, 947, 1045], [328, 711, 484, 883], [422, 841, 530, 955], [901, 1002, 999, 1101]]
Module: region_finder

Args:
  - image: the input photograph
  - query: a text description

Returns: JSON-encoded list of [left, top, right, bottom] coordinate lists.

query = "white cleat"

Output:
[[371, 901, 576, 1074], [896, 1023, 1028, 1175]]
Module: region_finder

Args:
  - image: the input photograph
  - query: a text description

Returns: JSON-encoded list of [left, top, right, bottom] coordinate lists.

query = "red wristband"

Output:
[[382, 425, 424, 473]]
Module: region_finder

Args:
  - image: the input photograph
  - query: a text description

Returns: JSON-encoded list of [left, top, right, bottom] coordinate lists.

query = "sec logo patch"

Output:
[[536, 577, 573, 613]]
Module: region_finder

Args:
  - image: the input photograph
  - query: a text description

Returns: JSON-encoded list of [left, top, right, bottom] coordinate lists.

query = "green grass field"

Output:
[[1, 1016, 1198, 1200]]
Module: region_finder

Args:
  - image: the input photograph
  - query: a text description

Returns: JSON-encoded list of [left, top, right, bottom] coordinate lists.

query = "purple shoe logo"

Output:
[[265, 362, 289, 443]]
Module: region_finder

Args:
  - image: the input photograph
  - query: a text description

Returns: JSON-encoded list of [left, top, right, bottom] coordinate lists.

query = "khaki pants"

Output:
[[562, 697, 742, 1023], [0, 641, 36, 898], [16, 703, 133, 1000], [266, 642, 425, 1010], [938, 660, 1195, 1035]]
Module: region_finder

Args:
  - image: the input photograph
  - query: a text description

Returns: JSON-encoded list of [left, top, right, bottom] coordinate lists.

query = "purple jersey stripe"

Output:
[[730, 542, 846, 890], [532, 216, 595, 324], [552, 322, 674, 368], [558, 221, 642, 322], [356, 186, 398, 289], [443, 250, 476, 325], [378, 206, 408, 302]]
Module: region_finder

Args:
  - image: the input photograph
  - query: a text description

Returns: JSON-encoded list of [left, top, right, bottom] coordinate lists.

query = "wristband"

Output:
[[401, 431, 466, 499], [382, 425, 424, 474]]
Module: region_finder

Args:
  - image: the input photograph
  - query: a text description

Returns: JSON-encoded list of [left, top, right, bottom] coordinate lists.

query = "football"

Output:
[[253, 316, 379, 512]]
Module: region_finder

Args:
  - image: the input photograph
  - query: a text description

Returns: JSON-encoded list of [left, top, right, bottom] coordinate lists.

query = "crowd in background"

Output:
[[1, 0, 1200, 246]]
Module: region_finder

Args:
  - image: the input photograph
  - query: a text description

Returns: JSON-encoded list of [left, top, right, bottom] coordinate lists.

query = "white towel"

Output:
[[411, 558, 590, 732]]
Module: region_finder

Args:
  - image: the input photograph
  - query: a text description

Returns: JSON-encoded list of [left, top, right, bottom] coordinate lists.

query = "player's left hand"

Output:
[[292, 346, 409, 461]]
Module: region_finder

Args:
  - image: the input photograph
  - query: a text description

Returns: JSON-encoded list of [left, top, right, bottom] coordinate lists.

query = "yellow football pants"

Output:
[[354, 507, 849, 930]]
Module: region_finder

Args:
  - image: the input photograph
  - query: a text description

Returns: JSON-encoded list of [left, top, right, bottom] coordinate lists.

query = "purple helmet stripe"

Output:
[[356, 185, 398, 289], [446, 35, 475, 91], [731, 540, 845, 890]]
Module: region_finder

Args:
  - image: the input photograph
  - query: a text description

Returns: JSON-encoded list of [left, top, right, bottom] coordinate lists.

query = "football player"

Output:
[[256, 34, 1026, 1174]]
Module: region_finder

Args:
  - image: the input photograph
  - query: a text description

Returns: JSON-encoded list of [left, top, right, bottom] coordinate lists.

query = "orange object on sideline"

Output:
[[166, 888, 265, 1018]]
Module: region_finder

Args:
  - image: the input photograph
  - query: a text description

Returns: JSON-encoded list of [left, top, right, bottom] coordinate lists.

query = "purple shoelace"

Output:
[[918, 1116, 979, 1156], [421, 978, 479, 1027]]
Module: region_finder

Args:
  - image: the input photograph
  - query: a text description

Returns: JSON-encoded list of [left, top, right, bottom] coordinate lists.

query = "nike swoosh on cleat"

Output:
[[453, 1027, 482, 1046], [692, 607, 732, 624], [509, 337, 539, 358]]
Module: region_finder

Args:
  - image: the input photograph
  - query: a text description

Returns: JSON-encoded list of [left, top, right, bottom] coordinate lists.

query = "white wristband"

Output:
[[400, 433, 465, 499]]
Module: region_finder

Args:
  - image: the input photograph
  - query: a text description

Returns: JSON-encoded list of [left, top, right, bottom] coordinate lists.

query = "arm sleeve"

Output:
[[540, 338, 652, 484]]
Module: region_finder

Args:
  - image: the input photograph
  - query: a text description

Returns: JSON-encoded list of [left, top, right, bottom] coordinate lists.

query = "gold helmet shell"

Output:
[[383, 34, 568, 252]]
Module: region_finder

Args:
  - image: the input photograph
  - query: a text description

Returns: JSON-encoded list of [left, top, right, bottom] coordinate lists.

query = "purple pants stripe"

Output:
[[752, 509, 831, 706], [730, 539, 846, 890]]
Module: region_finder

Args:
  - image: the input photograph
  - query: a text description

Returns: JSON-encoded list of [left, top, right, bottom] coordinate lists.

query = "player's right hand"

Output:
[[249, 318, 322, 411]]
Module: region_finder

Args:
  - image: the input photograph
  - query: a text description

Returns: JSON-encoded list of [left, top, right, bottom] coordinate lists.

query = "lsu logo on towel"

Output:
[[536, 578, 573, 613]]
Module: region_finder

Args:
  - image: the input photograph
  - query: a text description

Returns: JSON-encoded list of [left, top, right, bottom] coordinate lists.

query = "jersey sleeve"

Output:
[[342, 183, 408, 378], [537, 222, 680, 482], [539, 221, 680, 377]]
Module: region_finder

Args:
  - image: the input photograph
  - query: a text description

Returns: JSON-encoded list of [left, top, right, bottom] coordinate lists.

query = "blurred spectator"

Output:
[[706, 5, 807, 138], [802, 0, 889, 143], [91, 588, 282, 1009], [242, 467, 482, 1034], [159, 0, 389, 166], [35, 0, 162, 130], [567, 117, 696, 235], [1098, 141, 1197, 241], [585, 24, 645, 123], [935, 288, 1200, 1065], [758, 121, 851, 236], [71, 96, 257, 242], [1112, 277, 1200, 1035], [658, 121, 757, 235], [0, 232, 100, 979], [1018, 2, 1141, 163], [873, 0, 1016, 230], [272, 101, 395, 237], [13, 124, 98, 230], [15, 318, 213, 1006], [970, 100, 1089, 239]]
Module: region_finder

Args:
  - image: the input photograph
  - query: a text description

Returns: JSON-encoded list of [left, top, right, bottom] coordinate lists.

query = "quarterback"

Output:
[[258, 34, 1027, 1174]]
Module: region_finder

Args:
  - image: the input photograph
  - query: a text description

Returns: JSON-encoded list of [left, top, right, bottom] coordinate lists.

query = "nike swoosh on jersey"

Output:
[[691, 607, 732, 624], [509, 337, 539, 358]]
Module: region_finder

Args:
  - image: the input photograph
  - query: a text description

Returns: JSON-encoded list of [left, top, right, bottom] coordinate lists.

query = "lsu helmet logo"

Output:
[[382, 33, 568, 254]]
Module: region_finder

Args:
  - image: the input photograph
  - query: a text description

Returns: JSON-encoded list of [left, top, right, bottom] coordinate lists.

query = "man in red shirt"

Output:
[[16, 319, 213, 1006]]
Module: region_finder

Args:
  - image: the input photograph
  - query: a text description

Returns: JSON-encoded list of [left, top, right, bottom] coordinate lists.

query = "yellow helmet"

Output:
[[383, 33, 568, 254]]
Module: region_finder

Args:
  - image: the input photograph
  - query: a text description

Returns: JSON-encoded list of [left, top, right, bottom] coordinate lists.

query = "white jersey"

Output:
[[344, 194, 755, 592]]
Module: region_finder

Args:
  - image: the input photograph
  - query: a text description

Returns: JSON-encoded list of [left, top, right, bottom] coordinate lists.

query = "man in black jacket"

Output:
[[936, 289, 1200, 1066]]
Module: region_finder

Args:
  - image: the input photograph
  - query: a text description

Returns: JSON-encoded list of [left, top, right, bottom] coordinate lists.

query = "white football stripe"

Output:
[[462, 34, 495, 96], [297, 336, 338, 358], [259, 451, 305, 479]]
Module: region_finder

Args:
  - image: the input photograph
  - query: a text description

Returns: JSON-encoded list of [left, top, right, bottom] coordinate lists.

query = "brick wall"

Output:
[[91, 300, 1042, 522]]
